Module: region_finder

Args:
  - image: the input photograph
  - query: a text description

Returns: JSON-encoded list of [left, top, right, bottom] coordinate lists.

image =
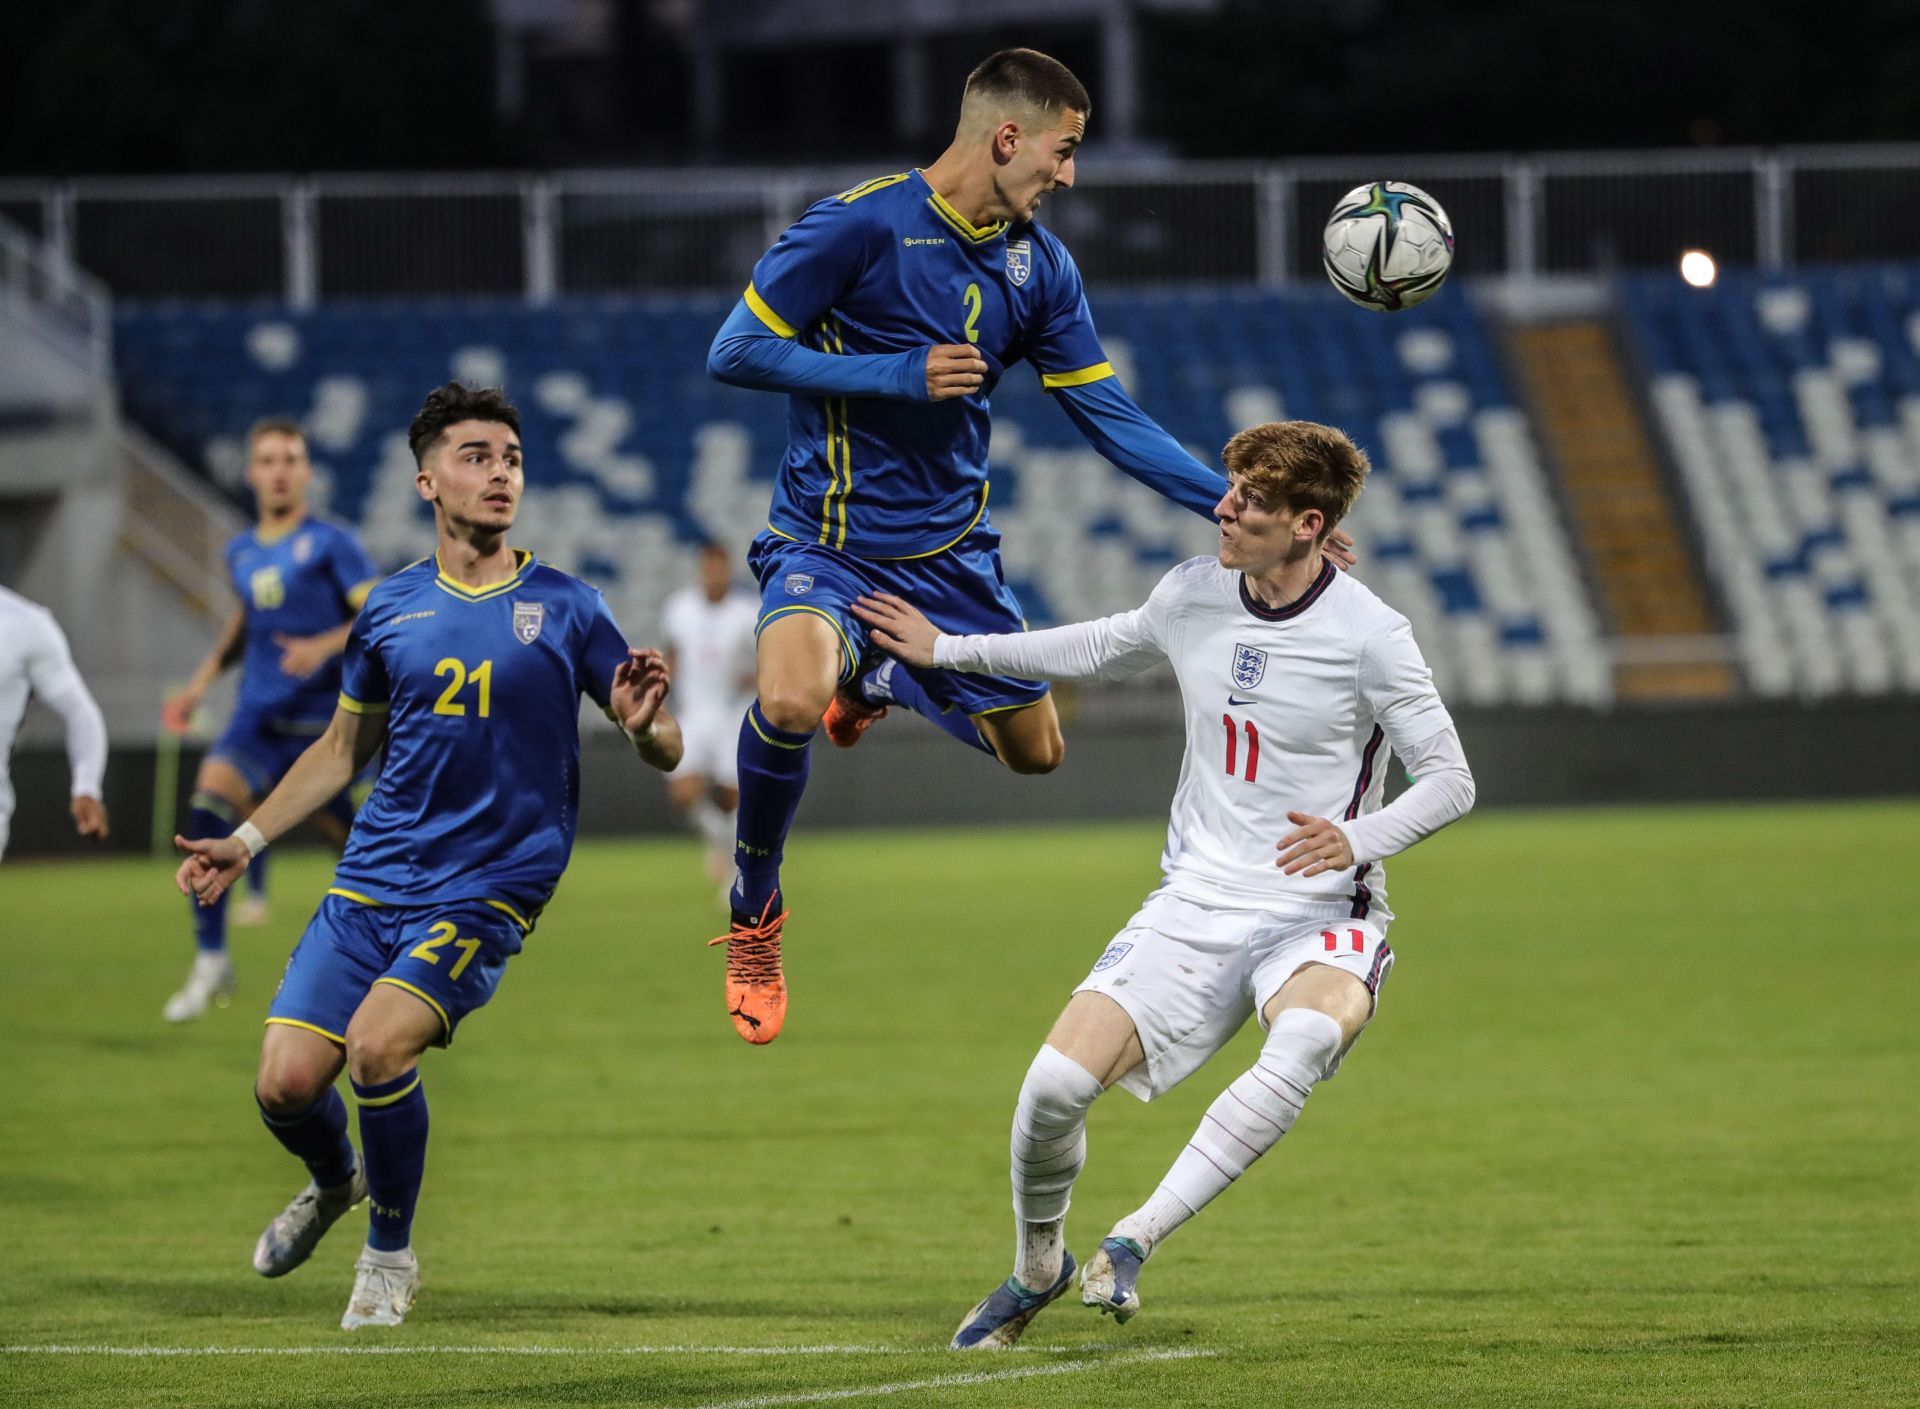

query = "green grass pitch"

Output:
[[3, 802, 1917, 1407]]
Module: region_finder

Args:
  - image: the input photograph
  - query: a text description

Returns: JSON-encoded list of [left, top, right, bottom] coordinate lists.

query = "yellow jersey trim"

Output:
[[345, 578, 379, 609], [326, 886, 386, 907], [1040, 362, 1116, 391], [374, 977, 451, 1038], [757, 605, 859, 683], [764, 522, 801, 543], [352, 1074, 422, 1107], [484, 899, 533, 932], [839, 172, 911, 204], [817, 318, 852, 549], [876, 482, 991, 561], [434, 548, 530, 601], [264, 1016, 346, 1045], [337, 694, 389, 716], [970, 694, 1051, 719], [922, 179, 1008, 244], [252, 513, 310, 546], [743, 282, 796, 339]]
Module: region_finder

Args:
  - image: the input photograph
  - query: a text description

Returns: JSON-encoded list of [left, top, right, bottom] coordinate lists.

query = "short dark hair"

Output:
[[246, 416, 305, 450], [407, 382, 521, 466], [1222, 421, 1370, 538], [964, 48, 1089, 119]]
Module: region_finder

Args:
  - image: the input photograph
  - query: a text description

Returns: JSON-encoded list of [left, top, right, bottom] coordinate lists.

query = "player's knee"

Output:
[[254, 1063, 332, 1116], [1259, 1007, 1346, 1090], [1021, 1045, 1103, 1129], [344, 1024, 422, 1087], [999, 731, 1065, 775], [758, 682, 832, 734]]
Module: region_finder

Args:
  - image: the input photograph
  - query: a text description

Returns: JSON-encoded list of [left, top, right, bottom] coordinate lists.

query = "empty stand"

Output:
[[114, 289, 1607, 705]]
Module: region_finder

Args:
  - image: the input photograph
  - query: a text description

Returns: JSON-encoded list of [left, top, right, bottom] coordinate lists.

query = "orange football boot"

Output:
[[709, 894, 790, 1044], [822, 681, 887, 748]]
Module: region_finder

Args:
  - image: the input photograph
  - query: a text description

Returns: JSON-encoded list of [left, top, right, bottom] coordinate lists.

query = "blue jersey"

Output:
[[329, 550, 631, 919], [227, 517, 380, 730], [741, 169, 1115, 558]]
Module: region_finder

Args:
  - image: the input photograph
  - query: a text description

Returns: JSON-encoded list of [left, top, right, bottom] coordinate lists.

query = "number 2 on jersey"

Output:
[[433, 658, 493, 717], [1221, 714, 1260, 781], [962, 282, 983, 343]]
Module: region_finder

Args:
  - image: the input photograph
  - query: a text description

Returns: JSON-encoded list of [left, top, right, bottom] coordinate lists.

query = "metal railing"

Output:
[[0, 213, 111, 374], [3, 143, 1917, 305]]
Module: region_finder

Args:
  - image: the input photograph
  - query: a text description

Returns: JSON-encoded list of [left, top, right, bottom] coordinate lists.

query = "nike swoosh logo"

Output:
[[1227, 695, 1257, 706]]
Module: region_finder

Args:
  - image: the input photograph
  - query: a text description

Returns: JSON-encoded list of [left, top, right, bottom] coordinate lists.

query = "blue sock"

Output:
[[730, 701, 814, 915], [863, 661, 993, 755], [352, 1071, 429, 1253], [258, 1088, 356, 1189], [187, 794, 238, 952], [245, 849, 270, 899]]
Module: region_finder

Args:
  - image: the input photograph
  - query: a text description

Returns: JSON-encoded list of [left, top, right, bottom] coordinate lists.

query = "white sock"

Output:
[[1009, 1044, 1103, 1289], [1121, 1008, 1343, 1256], [690, 798, 732, 853]]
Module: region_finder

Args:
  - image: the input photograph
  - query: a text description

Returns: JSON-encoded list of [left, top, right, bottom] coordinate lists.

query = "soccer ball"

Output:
[[1321, 181, 1455, 312]]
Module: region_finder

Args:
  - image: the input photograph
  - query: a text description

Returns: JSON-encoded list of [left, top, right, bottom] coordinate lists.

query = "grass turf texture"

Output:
[[2, 802, 1916, 1407]]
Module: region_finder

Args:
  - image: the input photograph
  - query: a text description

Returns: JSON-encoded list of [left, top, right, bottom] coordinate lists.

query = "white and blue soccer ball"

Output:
[[1320, 181, 1455, 312]]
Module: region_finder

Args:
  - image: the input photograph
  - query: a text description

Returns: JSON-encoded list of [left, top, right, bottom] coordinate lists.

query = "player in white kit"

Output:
[[853, 421, 1477, 1347], [660, 542, 761, 883], [0, 587, 110, 859]]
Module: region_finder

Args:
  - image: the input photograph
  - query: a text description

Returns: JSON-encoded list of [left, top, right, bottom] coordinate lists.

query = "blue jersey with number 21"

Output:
[[331, 550, 630, 920]]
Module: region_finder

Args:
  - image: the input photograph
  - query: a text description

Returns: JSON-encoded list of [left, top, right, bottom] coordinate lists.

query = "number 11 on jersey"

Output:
[[1222, 714, 1259, 781]]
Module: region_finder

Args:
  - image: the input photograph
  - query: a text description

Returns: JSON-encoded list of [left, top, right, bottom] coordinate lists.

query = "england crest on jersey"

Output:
[[784, 573, 814, 596], [1231, 643, 1267, 691], [513, 601, 544, 644], [1006, 239, 1032, 286], [1092, 940, 1132, 972]]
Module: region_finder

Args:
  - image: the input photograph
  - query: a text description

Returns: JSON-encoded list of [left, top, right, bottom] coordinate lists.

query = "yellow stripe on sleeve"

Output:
[[744, 283, 796, 339], [345, 578, 379, 609], [337, 694, 389, 715], [1040, 362, 1116, 391]]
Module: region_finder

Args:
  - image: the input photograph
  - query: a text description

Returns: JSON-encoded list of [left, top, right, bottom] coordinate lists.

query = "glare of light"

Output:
[[1680, 249, 1717, 288]]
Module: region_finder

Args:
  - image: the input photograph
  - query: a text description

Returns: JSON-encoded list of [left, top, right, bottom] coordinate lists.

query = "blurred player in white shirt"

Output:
[[0, 586, 110, 859], [855, 421, 1476, 1348], [660, 542, 760, 884]]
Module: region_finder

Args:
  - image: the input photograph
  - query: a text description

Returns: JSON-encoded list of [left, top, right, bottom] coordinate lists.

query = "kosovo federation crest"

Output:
[[1006, 238, 1032, 287], [784, 573, 815, 596], [512, 601, 544, 645], [1231, 643, 1268, 691], [292, 532, 314, 565]]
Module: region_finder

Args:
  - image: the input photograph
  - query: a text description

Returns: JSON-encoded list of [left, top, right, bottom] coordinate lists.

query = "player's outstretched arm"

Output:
[[26, 612, 110, 839], [162, 607, 246, 733], [173, 705, 382, 906], [853, 591, 1168, 682], [610, 648, 684, 772]]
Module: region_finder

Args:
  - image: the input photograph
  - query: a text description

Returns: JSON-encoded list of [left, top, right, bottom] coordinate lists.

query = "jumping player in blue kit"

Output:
[[704, 48, 1353, 1045], [174, 383, 683, 1330], [161, 418, 382, 1024]]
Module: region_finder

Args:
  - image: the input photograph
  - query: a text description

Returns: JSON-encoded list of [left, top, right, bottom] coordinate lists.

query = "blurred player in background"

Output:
[[660, 541, 758, 888], [175, 383, 682, 1331], [705, 47, 1356, 1045], [0, 587, 110, 859], [160, 419, 381, 1024], [854, 421, 1474, 1347]]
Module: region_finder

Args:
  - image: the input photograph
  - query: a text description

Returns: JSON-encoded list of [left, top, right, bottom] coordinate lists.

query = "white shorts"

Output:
[[675, 708, 740, 788], [1073, 889, 1394, 1103]]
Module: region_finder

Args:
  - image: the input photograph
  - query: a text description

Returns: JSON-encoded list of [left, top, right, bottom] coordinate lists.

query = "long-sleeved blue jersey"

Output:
[[709, 169, 1225, 559]]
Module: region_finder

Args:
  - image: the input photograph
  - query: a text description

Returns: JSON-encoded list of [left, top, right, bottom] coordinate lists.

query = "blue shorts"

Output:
[[748, 527, 1049, 718], [210, 713, 360, 828], [266, 893, 529, 1047]]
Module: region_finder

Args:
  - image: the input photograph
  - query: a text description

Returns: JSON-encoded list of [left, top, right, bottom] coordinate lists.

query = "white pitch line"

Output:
[[0, 1342, 1167, 1359], [685, 1349, 1216, 1409]]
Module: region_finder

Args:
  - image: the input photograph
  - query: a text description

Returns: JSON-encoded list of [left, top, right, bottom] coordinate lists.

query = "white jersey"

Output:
[[936, 556, 1469, 922], [0, 587, 109, 856], [661, 587, 759, 724]]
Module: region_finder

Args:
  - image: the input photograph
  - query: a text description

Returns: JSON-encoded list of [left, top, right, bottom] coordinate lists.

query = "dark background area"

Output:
[[1, 0, 1910, 177]]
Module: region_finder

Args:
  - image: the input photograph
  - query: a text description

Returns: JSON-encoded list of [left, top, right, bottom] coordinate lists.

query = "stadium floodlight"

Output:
[[1679, 249, 1718, 288]]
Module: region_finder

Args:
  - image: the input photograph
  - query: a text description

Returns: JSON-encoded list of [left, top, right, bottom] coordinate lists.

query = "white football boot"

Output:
[[252, 1162, 369, 1278], [234, 893, 271, 927], [341, 1246, 420, 1330], [163, 952, 236, 1023]]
